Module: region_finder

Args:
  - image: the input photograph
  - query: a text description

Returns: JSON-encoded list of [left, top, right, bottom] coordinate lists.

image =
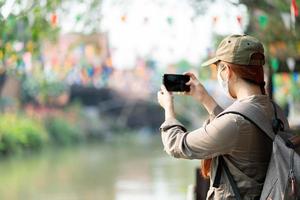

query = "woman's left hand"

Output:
[[157, 85, 173, 110]]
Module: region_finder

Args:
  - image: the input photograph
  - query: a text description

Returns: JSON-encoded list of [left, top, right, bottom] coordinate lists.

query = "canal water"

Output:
[[0, 134, 198, 200]]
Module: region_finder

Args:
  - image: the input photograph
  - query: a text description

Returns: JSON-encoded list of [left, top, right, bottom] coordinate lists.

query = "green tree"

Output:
[[239, 0, 300, 57]]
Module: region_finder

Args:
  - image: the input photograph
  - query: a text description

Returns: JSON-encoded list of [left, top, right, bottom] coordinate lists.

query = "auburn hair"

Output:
[[201, 61, 266, 179]]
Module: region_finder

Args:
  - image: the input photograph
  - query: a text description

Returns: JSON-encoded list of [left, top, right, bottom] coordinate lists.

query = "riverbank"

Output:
[[0, 106, 84, 155], [0, 134, 198, 200]]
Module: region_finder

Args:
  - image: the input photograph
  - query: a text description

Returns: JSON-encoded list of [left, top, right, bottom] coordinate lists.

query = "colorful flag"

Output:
[[291, 0, 299, 17], [291, 0, 299, 29], [258, 14, 268, 29]]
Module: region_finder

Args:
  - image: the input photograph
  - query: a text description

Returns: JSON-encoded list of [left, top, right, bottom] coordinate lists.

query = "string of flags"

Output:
[[270, 57, 299, 73], [118, 13, 284, 30]]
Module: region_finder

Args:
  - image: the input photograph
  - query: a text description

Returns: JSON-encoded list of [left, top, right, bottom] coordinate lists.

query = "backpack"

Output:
[[214, 101, 300, 200]]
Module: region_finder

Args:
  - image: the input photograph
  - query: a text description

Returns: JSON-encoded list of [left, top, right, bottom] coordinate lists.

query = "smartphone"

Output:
[[163, 74, 190, 92]]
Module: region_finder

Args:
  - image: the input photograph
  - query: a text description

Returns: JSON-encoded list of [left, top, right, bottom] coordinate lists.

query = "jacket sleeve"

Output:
[[160, 105, 240, 159]]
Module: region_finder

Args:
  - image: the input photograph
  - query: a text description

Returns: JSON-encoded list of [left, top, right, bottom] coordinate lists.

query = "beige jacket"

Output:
[[160, 95, 289, 200]]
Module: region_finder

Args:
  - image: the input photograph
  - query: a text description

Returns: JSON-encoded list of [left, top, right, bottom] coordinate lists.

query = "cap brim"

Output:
[[200, 57, 219, 67]]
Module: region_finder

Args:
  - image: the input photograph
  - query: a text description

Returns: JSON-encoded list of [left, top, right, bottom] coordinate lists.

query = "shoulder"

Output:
[[207, 111, 244, 141], [216, 109, 251, 133], [217, 102, 252, 126], [216, 101, 262, 133]]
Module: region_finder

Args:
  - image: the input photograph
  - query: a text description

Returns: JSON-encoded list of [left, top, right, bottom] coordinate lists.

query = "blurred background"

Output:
[[0, 0, 299, 199]]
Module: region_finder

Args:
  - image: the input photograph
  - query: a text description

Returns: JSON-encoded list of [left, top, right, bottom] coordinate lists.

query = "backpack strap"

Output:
[[213, 156, 242, 200], [270, 101, 285, 134], [217, 102, 276, 141]]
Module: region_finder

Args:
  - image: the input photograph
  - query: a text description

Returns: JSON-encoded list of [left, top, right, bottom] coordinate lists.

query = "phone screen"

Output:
[[163, 74, 190, 92]]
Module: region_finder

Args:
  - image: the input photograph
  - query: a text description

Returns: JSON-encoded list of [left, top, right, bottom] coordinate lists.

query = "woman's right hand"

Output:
[[184, 72, 218, 114], [183, 72, 209, 103]]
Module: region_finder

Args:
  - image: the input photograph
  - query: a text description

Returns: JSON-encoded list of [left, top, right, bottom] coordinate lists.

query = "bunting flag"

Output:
[[50, 13, 57, 27], [76, 15, 81, 22], [282, 73, 290, 83], [291, 0, 299, 17], [212, 16, 218, 25], [121, 15, 127, 22], [258, 14, 268, 29], [271, 57, 279, 72], [287, 57, 296, 72], [292, 72, 299, 82], [281, 12, 291, 30], [291, 0, 299, 29], [167, 16, 173, 25], [236, 15, 242, 26]]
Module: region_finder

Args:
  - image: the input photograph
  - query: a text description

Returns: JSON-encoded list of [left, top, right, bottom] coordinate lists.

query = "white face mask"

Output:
[[217, 65, 233, 99]]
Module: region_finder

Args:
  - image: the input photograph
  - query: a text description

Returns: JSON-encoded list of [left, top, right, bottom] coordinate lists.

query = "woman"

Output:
[[157, 35, 289, 199]]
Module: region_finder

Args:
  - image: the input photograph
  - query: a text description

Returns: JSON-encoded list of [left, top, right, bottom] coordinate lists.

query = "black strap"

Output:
[[212, 158, 222, 188], [221, 157, 242, 200], [270, 101, 284, 134], [213, 157, 242, 200]]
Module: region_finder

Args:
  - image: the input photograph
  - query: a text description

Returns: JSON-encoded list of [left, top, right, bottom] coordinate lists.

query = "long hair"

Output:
[[229, 63, 266, 95], [201, 61, 266, 179]]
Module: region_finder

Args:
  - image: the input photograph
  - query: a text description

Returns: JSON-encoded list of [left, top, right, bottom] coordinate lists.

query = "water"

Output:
[[0, 135, 198, 200]]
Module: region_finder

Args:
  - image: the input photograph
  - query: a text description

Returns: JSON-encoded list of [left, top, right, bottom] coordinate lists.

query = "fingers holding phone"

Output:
[[184, 72, 197, 82], [157, 84, 174, 110], [183, 72, 209, 103], [183, 72, 200, 93]]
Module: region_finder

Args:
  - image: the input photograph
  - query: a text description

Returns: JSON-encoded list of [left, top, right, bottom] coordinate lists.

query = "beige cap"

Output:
[[201, 34, 265, 67]]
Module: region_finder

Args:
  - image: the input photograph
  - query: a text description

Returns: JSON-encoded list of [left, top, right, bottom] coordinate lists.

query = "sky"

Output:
[[100, 0, 249, 69]]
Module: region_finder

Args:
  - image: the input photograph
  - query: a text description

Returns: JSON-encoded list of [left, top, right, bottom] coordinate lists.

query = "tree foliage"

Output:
[[0, 0, 62, 68], [193, 0, 300, 57], [0, 0, 103, 64], [240, 0, 300, 58]]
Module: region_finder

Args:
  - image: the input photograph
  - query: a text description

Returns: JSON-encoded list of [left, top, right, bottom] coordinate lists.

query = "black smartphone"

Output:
[[163, 74, 190, 92]]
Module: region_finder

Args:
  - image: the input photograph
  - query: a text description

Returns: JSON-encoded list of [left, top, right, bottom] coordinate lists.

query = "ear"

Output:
[[224, 64, 232, 79], [226, 64, 238, 82]]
